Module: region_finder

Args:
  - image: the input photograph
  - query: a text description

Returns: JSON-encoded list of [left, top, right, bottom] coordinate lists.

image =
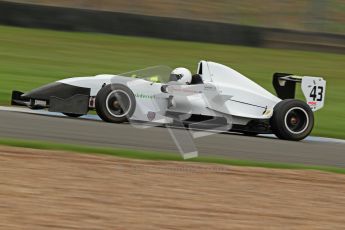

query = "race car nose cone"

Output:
[[22, 82, 64, 101], [22, 82, 90, 101]]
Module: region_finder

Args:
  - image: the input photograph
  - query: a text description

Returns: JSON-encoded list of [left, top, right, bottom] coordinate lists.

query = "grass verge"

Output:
[[1, 138, 345, 175]]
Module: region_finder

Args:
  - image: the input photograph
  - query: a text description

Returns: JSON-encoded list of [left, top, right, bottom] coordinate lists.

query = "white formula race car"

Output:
[[12, 61, 326, 141]]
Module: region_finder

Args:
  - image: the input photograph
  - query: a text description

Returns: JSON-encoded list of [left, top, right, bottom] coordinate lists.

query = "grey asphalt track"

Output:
[[0, 110, 344, 167]]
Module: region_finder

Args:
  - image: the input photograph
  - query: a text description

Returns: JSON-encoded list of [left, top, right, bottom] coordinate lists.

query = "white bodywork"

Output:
[[58, 61, 326, 125], [301, 77, 326, 111]]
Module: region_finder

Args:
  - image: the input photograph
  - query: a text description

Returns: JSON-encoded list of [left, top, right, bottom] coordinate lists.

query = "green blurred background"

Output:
[[0, 25, 344, 138]]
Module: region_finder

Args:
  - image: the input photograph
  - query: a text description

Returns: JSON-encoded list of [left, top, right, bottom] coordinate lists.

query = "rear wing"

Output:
[[273, 73, 326, 111]]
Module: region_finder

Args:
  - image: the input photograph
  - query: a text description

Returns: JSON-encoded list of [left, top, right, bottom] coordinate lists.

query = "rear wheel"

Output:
[[95, 84, 136, 123], [270, 99, 314, 141]]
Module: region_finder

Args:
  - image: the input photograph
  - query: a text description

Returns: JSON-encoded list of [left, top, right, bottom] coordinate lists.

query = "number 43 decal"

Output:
[[310, 86, 324, 101]]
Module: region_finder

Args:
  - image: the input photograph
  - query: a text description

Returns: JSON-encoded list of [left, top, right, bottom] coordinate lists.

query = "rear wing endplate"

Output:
[[273, 73, 326, 111]]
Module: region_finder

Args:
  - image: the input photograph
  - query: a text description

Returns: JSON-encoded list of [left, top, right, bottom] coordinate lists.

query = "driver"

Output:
[[169, 67, 192, 85]]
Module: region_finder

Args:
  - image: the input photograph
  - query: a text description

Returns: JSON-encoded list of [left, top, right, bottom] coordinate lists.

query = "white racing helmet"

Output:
[[170, 67, 192, 84]]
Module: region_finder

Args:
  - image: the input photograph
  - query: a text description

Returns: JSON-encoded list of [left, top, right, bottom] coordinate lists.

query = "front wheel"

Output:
[[270, 99, 314, 141], [95, 84, 136, 123]]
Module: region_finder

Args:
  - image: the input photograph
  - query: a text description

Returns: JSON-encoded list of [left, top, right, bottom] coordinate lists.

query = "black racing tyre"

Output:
[[63, 113, 83, 118], [270, 99, 314, 141], [95, 84, 136, 123]]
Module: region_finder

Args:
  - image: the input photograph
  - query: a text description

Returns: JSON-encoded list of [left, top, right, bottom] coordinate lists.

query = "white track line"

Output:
[[1, 106, 344, 144]]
